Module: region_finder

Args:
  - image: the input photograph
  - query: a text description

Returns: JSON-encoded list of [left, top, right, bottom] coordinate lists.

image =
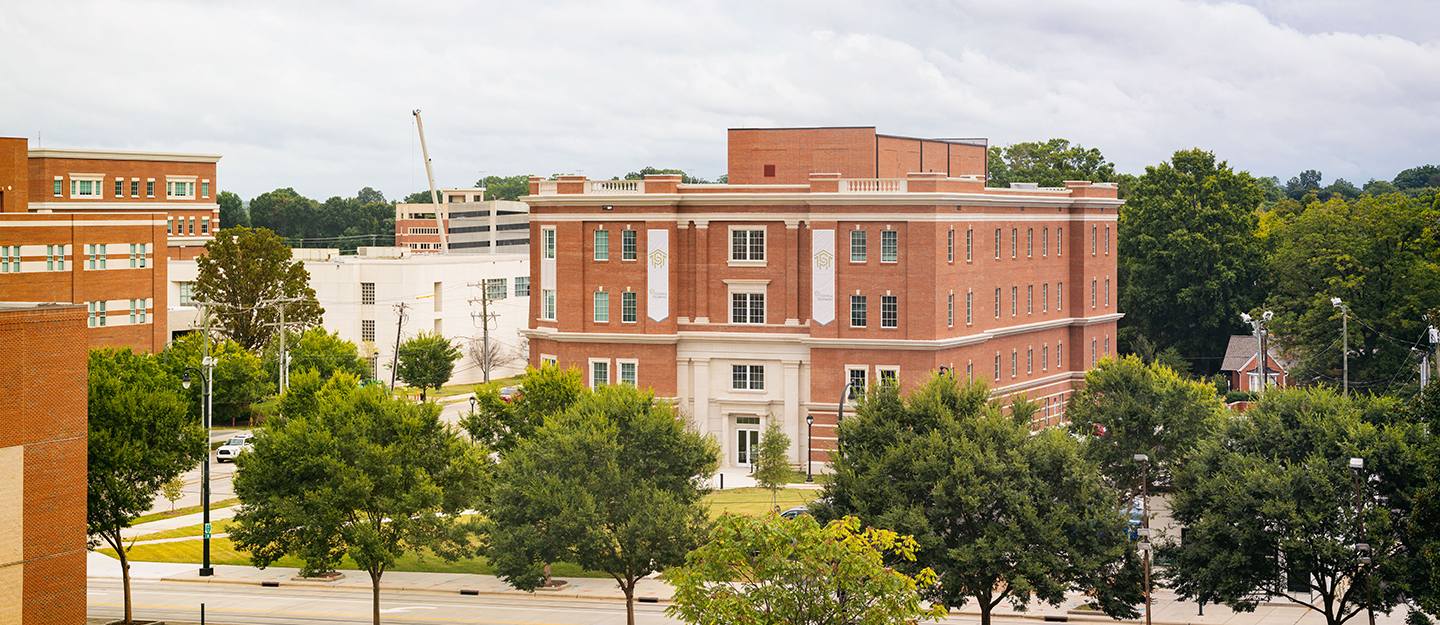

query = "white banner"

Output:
[[647, 229, 669, 321], [812, 229, 835, 325]]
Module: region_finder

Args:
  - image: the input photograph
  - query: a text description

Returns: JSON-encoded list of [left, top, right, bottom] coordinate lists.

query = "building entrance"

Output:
[[736, 428, 760, 466]]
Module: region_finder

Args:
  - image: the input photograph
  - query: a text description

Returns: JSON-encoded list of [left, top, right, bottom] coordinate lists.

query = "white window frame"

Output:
[[53, 177, 62, 197], [1057, 227, 1063, 256], [514, 276, 530, 297], [46, 245, 65, 272], [731, 364, 765, 391], [1043, 283, 1049, 312], [881, 294, 898, 328], [1027, 228, 1033, 258], [729, 226, 766, 266], [540, 354, 558, 367], [0, 245, 18, 273], [69, 174, 105, 199], [966, 228, 973, 262], [881, 230, 898, 263], [850, 294, 867, 328], [166, 176, 197, 199], [876, 365, 899, 389], [994, 228, 1001, 259], [845, 366, 868, 400], [947, 293, 954, 328], [589, 358, 610, 387], [726, 279, 768, 325], [541, 289, 556, 321], [617, 359, 638, 386], [947, 229, 954, 263], [966, 291, 973, 325], [594, 290, 610, 323], [621, 291, 637, 323], [594, 229, 610, 261], [541, 227, 556, 260], [850, 229, 867, 263], [622, 229, 637, 261]]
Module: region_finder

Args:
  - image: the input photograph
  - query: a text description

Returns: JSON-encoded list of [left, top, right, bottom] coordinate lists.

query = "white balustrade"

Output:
[[586, 180, 644, 194], [838, 179, 907, 193]]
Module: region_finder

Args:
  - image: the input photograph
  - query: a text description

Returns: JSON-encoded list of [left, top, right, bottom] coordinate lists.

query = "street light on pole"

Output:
[[805, 414, 814, 483], [182, 356, 216, 578], [1134, 453, 1151, 625], [1332, 298, 1348, 397], [1240, 311, 1274, 395], [1350, 457, 1375, 625]]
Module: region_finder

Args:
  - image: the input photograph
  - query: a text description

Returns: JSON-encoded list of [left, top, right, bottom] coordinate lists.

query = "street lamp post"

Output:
[[1240, 311, 1274, 395], [1350, 457, 1376, 625], [182, 355, 216, 578], [837, 381, 858, 425], [805, 414, 814, 483], [1134, 453, 1151, 625], [1332, 298, 1348, 397]]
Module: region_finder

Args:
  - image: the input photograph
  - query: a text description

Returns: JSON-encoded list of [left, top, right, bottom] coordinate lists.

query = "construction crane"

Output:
[[412, 109, 448, 253]]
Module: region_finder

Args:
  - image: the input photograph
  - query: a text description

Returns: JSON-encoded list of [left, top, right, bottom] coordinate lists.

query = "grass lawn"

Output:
[[131, 500, 239, 526], [101, 537, 611, 579], [134, 518, 236, 541], [705, 487, 819, 518]]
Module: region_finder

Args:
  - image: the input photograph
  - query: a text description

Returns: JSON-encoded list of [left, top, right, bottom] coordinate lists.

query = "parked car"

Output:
[[215, 434, 254, 463], [499, 386, 522, 403], [780, 505, 809, 519]]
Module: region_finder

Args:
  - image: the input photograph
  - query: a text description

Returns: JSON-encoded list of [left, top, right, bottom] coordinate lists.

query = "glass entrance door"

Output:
[[736, 428, 760, 466]]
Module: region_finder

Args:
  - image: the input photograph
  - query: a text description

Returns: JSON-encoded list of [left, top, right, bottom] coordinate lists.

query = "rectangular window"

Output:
[[191, 218, 197, 235], [1027, 285, 1033, 314], [53, 179, 62, 196], [1105, 226, 1111, 254], [1106, 337, 1111, 356], [966, 363, 972, 382], [146, 180, 155, 197], [1057, 228, 1062, 256], [1092, 280, 1097, 308], [966, 292, 973, 325], [542, 228, 556, 259], [1057, 283, 1063, 310], [1092, 340, 1097, 365], [1027, 348, 1033, 374], [88, 302, 96, 327], [592, 361, 609, 387], [1057, 342, 1062, 367], [129, 244, 138, 268], [850, 230, 867, 262], [201, 182, 210, 198], [486, 278, 508, 300], [1011, 351, 1017, 378], [514, 276, 530, 297], [732, 364, 765, 390], [1027, 228, 1033, 257], [1042, 284, 1049, 312], [71, 179, 101, 198], [1011, 228, 1017, 258], [1042, 228, 1048, 256], [1043, 345, 1049, 370], [994, 288, 1001, 318], [594, 291, 610, 322], [362, 319, 376, 343], [848, 368, 867, 397], [131, 180, 139, 197], [947, 229, 954, 262], [878, 368, 898, 388], [731, 293, 765, 324], [995, 355, 1001, 382], [995, 229, 1001, 259], [1105, 278, 1111, 307], [882, 295, 897, 328], [731, 229, 765, 261], [130, 299, 138, 325], [621, 229, 637, 260], [1011, 286, 1017, 316], [619, 361, 637, 386], [115, 179, 124, 197], [1092, 227, 1097, 254], [201, 217, 209, 234], [622, 291, 637, 322], [542, 290, 556, 320], [881, 230, 898, 262], [178, 281, 195, 306], [947, 294, 954, 328], [46, 245, 64, 271], [850, 295, 867, 327], [167, 218, 173, 236], [966, 229, 973, 261], [594, 229, 610, 260], [362, 282, 375, 305], [1, 246, 16, 273]]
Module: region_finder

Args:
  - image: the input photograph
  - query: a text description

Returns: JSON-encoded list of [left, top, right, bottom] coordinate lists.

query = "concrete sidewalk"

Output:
[[119, 505, 239, 540]]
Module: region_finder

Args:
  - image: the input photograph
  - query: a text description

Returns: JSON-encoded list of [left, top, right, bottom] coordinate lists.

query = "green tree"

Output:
[[1263, 193, 1440, 393], [1402, 381, 1440, 616], [1393, 164, 1440, 191], [192, 227, 323, 351], [474, 174, 534, 201], [986, 138, 1118, 189], [356, 186, 386, 204], [667, 514, 946, 625], [248, 187, 319, 239], [1064, 355, 1226, 502], [265, 327, 369, 385], [1119, 148, 1265, 365], [462, 363, 585, 454], [394, 331, 461, 401], [753, 418, 792, 510], [486, 383, 719, 625], [1161, 388, 1431, 625], [161, 476, 186, 512], [165, 332, 273, 425], [217, 190, 248, 229], [621, 166, 711, 184], [87, 348, 208, 624], [230, 373, 488, 625], [817, 375, 1143, 625]]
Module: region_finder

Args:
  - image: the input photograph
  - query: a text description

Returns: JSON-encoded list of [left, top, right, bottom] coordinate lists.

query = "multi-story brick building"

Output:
[[0, 302, 89, 624], [523, 127, 1122, 472], [0, 136, 222, 351]]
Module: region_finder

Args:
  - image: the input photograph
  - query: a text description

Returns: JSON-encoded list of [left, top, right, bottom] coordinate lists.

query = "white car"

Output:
[[215, 434, 254, 463]]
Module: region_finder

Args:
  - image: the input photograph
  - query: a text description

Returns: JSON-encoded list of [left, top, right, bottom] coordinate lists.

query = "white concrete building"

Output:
[[169, 247, 532, 386]]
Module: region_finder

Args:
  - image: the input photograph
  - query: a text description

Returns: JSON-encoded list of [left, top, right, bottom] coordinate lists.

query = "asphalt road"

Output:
[[87, 578, 1047, 625]]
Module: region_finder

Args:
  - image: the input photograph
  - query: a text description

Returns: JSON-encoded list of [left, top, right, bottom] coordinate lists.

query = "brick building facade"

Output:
[[0, 137, 221, 352], [524, 127, 1122, 471], [0, 303, 89, 625]]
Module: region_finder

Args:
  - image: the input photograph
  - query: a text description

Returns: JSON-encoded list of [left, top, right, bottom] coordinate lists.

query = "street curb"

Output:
[[100, 573, 670, 604]]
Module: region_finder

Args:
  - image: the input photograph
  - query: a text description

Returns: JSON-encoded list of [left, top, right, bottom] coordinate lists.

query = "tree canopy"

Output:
[[230, 373, 488, 625], [217, 190, 248, 229], [264, 327, 370, 385], [249, 187, 395, 251], [486, 383, 719, 625], [1118, 148, 1265, 365], [667, 514, 946, 625], [817, 375, 1142, 625], [164, 331, 272, 425], [87, 348, 208, 624], [753, 418, 792, 510], [986, 138, 1119, 189], [393, 331, 461, 401], [621, 166, 713, 184], [1162, 388, 1431, 625], [462, 363, 585, 454], [192, 227, 323, 351]]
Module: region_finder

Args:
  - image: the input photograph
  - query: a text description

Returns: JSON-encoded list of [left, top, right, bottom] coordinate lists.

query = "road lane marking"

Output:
[[89, 602, 605, 624]]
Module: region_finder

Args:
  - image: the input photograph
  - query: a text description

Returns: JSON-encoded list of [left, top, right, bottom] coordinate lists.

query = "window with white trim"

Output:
[[146, 180, 155, 197], [731, 288, 766, 324], [1092, 279, 1097, 308], [620, 291, 637, 323], [847, 367, 867, 397], [966, 228, 973, 261], [1027, 348, 1033, 374], [487, 278, 507, 300], [994, 354, 1001, 382], [619, 361, 637, 386], [71, 177, 103, 198], [732, 364, 764, 390], [994, 288, 1000, 318], [1043, 345, 1049, 370], [129, 244, 146, 268], [850, 230, 867, 262], [53, 178, 62, 197], [178, 282, 196, 306], [1057, 342, 1062, 368], [541, 289, 556, 320], [594, 291, 610, 322], [131, 180, 140, 197], [594, 229, 610, 260], [881, 230, 898, 263], [86, 244, 106, 270], [966, 292, 973, 325], [1105, 337, 1111, 356], [1092, 339, 1097, 365], [129, 299, 148, 324], [1091, 227, 1097, 254], [947, 229, 954, 262], [1011, 228, 1017, 258], [166, 181, 195, 199], [1011, 351, 1017, 378], [89, 301, 107, 327], [542, 228, 556, 259], [731, 229, 765, 261], [1027, 228, 1033, 257], [514, 276, 530, 297], [1105, 226, 1111, 254], [994, 228, 1001, 259], [202, 182, 210, 198], [1011, 286, 1017, 316], [0, 245, 18, 273], [1042, 228, 1048, 256], [1057, 228, 1062, 256], [947, 293, 954, 328], [850, 295, 867, 327], [1027, 285, 1033, 314], [877, 367, 898, 389], [881, 295, 897, 328], [1105, 278, 1110, 307], [1043, 283, 1049, 312], [622, 229, 637, 260], [591, 360, 609, 387], [201, 217, 209, 234], [115, 179, 124, 197], [46, 245, 65, 271], [1057, 283, 1063, 310]]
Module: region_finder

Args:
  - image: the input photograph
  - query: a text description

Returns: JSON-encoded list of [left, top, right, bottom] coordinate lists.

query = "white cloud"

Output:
[[1, 0, 1437, 199]]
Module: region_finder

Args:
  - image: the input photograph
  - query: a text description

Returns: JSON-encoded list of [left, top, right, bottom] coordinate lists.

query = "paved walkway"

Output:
[[119, 504, 239, 540]]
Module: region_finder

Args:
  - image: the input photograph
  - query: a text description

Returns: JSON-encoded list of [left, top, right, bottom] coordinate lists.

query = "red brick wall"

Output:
[[0, 304, 88, 625], [728, 127, 878, 184], [0, 138, 28, 214], [28, 156, 216, 206]]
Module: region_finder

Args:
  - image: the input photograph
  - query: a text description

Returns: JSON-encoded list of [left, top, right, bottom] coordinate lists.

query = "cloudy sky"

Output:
[[3, 0, 1438, 201]]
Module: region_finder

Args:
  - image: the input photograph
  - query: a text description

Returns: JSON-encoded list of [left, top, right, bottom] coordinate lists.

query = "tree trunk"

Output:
[[119, 543, 132, 624], [980, 599, 992, 625], [370, 569, 382, 625], [622, 579, 636, 625]]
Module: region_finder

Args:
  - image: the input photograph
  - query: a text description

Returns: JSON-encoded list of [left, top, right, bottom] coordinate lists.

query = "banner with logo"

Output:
[[648, 229, 669, 321], [812, 229, 835, 325]]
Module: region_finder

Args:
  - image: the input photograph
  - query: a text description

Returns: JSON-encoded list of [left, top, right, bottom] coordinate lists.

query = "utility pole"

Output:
[[391, 302, 410, 391], [1333, 298, 1348, 396], [468, 280, 501, 384], [259, 297, 306, 393]]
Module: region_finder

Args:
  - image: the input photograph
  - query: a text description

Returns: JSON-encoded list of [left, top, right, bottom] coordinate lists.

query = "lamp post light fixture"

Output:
[[1332, 298, 1348, 397], [837, 381, 859, 425], [805, 414, 814, 483], [181, 355, 217, 577], [1240, 311, 1274, 395], [1134, 453, 1151, 625], [1350, 457, 1375, 625]]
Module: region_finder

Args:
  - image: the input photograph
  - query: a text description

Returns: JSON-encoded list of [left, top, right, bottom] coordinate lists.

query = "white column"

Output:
[[783, 359, 802, 468], [693, 358, 714, 462]]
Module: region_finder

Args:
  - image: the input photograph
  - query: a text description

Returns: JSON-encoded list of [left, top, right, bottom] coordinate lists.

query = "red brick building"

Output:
[[0, 302, 89, 624], [0, 137, 222, 352], [523, 127, 1122, 471]]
